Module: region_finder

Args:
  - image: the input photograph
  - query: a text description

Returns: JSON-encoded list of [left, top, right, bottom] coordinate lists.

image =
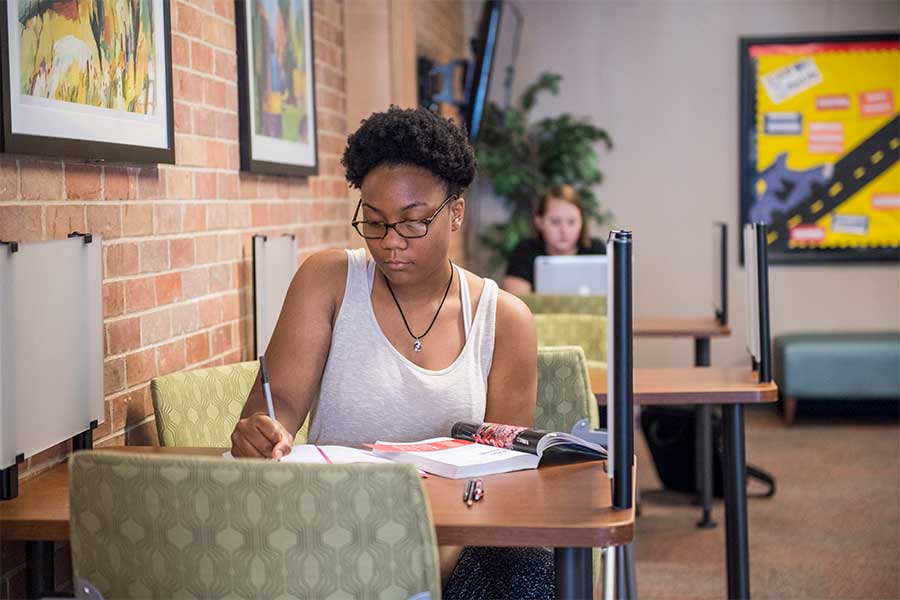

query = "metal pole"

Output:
[[694, 337, 716, 528], [754, 224, 772, 384], [554, 547, 592, 600], [610, 230, 633, 510], [25, 541, 55, 599], [722, 404, 750, 599]]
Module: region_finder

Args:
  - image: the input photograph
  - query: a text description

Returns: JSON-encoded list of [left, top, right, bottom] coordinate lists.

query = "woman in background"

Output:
[[501, 185, 606, 295]]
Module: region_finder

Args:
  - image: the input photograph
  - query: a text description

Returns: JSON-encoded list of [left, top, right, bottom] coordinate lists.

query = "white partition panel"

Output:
[[0, 237, 104, 469], [253, 235, 297, 355]]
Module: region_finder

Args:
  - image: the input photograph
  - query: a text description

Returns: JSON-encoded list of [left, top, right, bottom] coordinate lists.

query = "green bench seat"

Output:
[[774, 331, 900, 425]]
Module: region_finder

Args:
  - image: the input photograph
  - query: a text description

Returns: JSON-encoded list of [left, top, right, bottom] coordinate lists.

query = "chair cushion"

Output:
[[536, 346, 600, 432], [774, 332, 900, 399], [520, 293, 606, 316], [533, 314, 607, 364]]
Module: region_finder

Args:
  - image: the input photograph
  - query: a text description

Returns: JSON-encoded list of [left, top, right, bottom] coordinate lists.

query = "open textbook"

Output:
[[369, 421, 607, 479]]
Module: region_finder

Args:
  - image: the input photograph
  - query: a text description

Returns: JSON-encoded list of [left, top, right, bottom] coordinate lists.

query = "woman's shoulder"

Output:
[[292, 248, 350, 302]]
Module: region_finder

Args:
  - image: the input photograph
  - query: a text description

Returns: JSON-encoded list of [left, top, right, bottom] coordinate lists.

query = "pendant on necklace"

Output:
[[413, 339, 422, 353]]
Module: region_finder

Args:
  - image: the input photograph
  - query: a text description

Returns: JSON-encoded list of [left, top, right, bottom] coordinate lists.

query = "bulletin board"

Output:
[[739, 33, 900, 263]]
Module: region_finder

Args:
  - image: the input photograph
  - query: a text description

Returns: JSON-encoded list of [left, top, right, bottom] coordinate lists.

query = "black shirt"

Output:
[[505, 238, 607, 287]]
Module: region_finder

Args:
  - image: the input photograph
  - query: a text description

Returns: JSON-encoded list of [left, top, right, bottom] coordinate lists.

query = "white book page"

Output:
[[222, 444, 393, 465]]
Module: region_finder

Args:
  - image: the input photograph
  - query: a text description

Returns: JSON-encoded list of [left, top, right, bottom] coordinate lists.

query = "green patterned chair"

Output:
[[519, 293, 607, 316], [534, 314, 607, 369], [151, 361, 308, 447], [535, 345, 600, 433], [70, 452, 441, 600]]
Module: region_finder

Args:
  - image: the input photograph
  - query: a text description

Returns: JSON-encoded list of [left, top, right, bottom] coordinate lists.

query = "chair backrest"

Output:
[[533, 313, 607, 367], [519, 293, 607, 316], [535, 346, 600, 433], [151, 361, 308, 447], [70, 452, 441, 600]]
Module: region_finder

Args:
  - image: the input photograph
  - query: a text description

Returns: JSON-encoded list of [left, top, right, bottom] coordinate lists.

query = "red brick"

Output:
[[239, 175, 258, 199], [103, 166, 133, 200], [195, 235, 218, 264], [141, 309, 171, 345], [157, 339, 186, 376], [209, 263, 231, 292], [251, 203, 270, 227], [173, 67, 204, 104], [218, 234, 241, 260], [215, 111, 238, 140], [194, 172, 216, 199], [45, 204, 85, 239], [171, 33, 190, 68], [86, 204, 122, 239], [183, 204, 206, 232], [0, 157, 18, 199], [64, 164, 102, 200], [176, 136, 207, 167], [199, 296, 223, 327], [173, 101, 192, 133], [125, 276, 156, 312], [104, 357, 126, 395], [170, 238, 195, 268], [106, 243, 139, 277], [154, 204, 182, 234], [214, 48, 237, 79], [107, 317, 141, 355], [182, 267, 210, 298], [191, 40, 213, 72], [193, 106, 216, 137], [112, 383, 153, 429], [20, 159, 64, 201], [136, 167, 161, 200], [155, 272, 183, 305], [206, 203, 229, 230], [139, 240, 169, 272], [175, 2, 202, 37], [226, 141, 240, 169], [217, 173, 239, 199], [210, 323, 232, 355], [228, 202, 251, 228], [172, 302, 199, 336], [103, 281, 125, 318], [203, 17, 235, 51], [206, 140, 230, 168], [0, 205, 41, 242], [186, 332, 210, 364], [165, 168, 193, 199], [222, 292, 240, 320], [203, 78, 227, 109], [122, 204, 153, 236]]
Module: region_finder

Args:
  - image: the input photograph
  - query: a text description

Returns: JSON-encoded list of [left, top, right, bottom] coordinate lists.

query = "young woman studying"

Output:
[[230, 107, 551, 597], [501, 185, 606, 296]]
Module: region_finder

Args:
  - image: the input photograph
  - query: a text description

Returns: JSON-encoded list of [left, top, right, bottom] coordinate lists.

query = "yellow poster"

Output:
[[741, 36, 899, 262]]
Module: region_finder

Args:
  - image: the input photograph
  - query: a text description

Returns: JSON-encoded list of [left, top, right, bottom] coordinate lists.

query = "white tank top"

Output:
[[308, 248, 498, 446]]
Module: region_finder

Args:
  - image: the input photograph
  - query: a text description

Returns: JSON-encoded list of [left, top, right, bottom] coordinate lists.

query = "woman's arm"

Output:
[[230, 249, 347, 458], [484, 289, 538, 426], [500, 275, 533, 296]]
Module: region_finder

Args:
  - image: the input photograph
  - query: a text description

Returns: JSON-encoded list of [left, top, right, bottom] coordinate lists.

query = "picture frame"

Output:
[[0, 0, 175, 164], [739, 32, 900, 264], [236, 0, 318, 177]]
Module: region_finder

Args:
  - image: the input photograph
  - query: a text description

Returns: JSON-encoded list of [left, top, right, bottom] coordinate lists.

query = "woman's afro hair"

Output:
[[342, 106, 477, 195]]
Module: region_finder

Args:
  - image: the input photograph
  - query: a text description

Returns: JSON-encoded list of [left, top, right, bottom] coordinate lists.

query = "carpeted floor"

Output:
[[631, 403, 899, 600]]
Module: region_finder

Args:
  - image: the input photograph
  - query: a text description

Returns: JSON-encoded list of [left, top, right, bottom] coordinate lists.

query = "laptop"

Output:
[[533, 255, 609, 295]]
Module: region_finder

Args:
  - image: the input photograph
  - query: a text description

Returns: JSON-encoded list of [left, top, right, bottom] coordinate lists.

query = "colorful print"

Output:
[[251, 0, 310, 143], [17, 0, 158, 114]]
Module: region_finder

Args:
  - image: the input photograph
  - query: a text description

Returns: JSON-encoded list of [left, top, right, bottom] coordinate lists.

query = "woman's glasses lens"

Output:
[[358, 221, 428, 239]]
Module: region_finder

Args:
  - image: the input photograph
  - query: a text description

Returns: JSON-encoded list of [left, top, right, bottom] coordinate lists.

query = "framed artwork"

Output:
[[0, 0, 174, 163], [236, 0, 318, 177], [739, 33, 900, 263]]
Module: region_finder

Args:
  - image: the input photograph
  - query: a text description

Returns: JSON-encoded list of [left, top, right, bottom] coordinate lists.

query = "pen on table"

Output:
[[473, 479, 484, 502], [463, 479, 475, 507], [258, 355, 280, 460]]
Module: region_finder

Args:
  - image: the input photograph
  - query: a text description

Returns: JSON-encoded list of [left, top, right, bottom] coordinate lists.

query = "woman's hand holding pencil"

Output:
[[229, 355, 293, 459]]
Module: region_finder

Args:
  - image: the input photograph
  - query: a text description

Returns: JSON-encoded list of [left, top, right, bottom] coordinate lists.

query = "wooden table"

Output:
[[634, 316, 733, 530], [592, 366, 776, 599], [1, 447, 634, 600]]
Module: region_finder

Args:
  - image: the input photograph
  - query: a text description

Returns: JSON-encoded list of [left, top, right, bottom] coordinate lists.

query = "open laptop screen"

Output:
[[533, 255, 609, 295]]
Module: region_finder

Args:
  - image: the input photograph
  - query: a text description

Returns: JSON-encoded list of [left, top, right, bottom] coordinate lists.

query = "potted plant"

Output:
[[474, 72, 613, 266]]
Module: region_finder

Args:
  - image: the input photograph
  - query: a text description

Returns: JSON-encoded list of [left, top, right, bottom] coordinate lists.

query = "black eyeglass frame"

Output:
[[351, 194, 459, 239]]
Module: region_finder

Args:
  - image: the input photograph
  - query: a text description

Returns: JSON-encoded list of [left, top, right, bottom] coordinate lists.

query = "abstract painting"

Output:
[[0, 0, 174, 163], [237, 0, 318, 176]]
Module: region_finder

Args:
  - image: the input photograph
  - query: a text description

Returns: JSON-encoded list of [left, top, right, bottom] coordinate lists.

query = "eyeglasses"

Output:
[[351, 195, 457, 240]]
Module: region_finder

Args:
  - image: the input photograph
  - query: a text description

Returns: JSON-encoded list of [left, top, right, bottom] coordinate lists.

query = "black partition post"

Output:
[[610, 230, 634, 510], [716, 222, 729, 326], [754, 223, 772, 384]]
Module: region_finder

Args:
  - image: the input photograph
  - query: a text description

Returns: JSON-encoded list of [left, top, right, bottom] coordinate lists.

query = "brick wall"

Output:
[[0, 1, 349, 595]]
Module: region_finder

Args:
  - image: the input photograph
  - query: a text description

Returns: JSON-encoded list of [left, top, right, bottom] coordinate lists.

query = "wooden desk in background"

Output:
[[592, 366, 776, 599], [634, 316, 733, 529], [1, 447, 633, 600]]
